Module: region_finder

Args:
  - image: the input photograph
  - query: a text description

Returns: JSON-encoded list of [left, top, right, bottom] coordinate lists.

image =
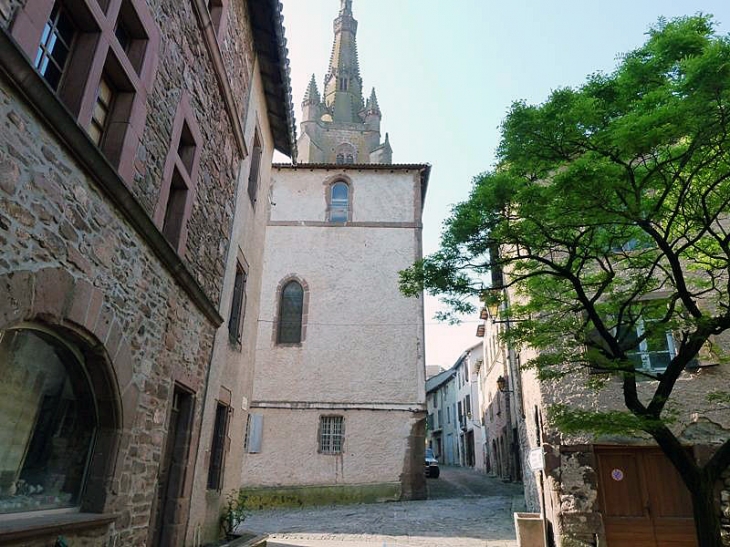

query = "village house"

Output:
[[0, 0, 295, 545]]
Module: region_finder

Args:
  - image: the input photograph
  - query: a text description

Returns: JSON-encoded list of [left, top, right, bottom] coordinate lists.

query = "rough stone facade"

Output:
[[0, 0, 294, 545]]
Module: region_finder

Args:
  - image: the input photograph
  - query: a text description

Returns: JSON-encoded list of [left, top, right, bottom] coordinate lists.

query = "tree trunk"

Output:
[[691, 477, 723, 547]]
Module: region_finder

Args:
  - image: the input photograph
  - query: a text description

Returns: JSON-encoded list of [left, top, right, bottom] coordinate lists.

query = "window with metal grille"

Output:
[[34, 3, 75, 91], [277, 280, 304, 344], [319, 416, 344, 454], [228, 263, 247, 344], [329, 181, 349, 222], [207, 402, 230, 490]]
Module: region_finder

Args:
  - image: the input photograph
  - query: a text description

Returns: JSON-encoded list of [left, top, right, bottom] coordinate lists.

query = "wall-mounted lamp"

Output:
[[497, 375, 513, 393]]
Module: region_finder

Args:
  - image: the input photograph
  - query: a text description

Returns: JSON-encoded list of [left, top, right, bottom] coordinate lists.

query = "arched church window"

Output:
[[277, 281, 304, 344], [339, 78, 348, 91], [345, 154, 354, 164], [329, 181, 349, 222], [336, 154, 345, 164], [0, 327, 96, 514]]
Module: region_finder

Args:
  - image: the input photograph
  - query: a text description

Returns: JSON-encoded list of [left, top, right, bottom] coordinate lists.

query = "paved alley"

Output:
[[239, 467, 524, 547]]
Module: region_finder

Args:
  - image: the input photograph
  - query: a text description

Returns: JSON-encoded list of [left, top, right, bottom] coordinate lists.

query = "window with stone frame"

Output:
[[318, 415, 344, 454], [206, 402, 230, 490], [617, 317, 676, 372], [228, 261, 247, 345], [247, 130, 263, 206], [154, 95, 202, 254], [276, 280, 304, 344], [206, 0, 226, 37], [0, 328, 96, 514], [328, 181, 349, 222], [12, 0, 157, 183]]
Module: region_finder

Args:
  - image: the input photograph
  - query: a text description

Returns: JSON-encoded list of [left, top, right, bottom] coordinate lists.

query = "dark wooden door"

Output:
[[596, 447, 697, 547], [151, 386, 195, 547]]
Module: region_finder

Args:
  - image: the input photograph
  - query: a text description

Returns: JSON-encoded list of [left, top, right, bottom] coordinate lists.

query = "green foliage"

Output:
[[220, 489, 248, 539], [400, 14, 730, 433], [548, 405, 668, 436]]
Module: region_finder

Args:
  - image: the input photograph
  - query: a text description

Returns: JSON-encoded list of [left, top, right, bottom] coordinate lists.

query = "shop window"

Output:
[[0, 328, 96, 514]]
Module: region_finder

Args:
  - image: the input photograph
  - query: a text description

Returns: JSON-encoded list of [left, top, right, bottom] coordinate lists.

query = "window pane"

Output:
[[0, 329, 96, 514], [277, 281, 304, 344], [331, 183, 348, 201]]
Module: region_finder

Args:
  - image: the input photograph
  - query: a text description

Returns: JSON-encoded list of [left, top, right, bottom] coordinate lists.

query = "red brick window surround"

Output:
[[10, 0, 160, 184], [153, 92, 203, 256]]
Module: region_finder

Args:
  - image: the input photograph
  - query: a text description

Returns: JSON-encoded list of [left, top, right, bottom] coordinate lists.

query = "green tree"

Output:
[[401, 15, 730, 546]]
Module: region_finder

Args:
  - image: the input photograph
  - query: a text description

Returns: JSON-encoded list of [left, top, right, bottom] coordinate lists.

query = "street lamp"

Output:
[[497, 375, 513, 393]]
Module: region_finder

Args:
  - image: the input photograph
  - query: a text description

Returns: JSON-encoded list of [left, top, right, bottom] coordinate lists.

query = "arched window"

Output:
[[345, 154, 354, 164], [277, 281, 304, 344], [329, 181, 349, 222], [0, 327, 96, 514], [336, 154, 344, 164]]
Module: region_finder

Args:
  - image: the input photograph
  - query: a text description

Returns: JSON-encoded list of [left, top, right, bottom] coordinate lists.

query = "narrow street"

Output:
[[239, 466, 524, 547]]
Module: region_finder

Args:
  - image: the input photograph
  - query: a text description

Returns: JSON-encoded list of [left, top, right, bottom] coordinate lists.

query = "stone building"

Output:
[[426, 366, 457, 465], [239, 0, 430, 506], [0, 1, 294, 546], [480, 292, 730, 545]]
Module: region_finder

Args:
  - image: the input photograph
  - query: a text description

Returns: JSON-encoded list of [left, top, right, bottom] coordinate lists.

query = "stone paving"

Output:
[[238, 467, 524, 547]]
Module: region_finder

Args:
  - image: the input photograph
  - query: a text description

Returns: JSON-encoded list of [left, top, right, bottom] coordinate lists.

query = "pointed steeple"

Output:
[[366, 88, 380, 115], [302, 74, 321, 106], [324, 0, 363, 123]]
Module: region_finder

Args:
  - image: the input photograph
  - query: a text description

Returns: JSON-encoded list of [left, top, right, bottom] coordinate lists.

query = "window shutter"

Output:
[[248, 413, 263, 453]]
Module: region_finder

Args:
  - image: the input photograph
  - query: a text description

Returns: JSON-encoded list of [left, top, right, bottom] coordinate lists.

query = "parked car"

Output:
[[425, 448, 440, 478]]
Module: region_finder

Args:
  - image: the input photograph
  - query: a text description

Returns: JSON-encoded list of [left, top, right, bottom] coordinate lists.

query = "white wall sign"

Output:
[[528, 448, 544, 472]]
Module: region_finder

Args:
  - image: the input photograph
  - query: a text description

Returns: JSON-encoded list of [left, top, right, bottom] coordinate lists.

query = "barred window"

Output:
[[318, 416, 344, 454]]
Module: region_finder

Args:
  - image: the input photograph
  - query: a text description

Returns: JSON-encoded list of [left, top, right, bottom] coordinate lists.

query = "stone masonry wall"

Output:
[[129, 0, 254, 305], [0, 79, 216, 545]]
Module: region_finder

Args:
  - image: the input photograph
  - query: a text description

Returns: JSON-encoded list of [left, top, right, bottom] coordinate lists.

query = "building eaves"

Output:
[[426, 369, 456, 394], [273, 163, 431, 209], [248, 1, 297, 158]]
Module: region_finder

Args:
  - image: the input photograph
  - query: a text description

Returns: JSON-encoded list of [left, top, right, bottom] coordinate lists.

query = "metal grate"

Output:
[[319, 416, 344, 454]]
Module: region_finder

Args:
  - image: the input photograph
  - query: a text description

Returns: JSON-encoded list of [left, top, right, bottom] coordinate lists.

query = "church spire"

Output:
[[324, 0, 363, 123], [302, 74, 321, 106]]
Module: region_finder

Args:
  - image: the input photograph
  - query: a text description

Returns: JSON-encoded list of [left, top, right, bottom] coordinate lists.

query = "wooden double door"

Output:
[[595, 447, 697, 547]]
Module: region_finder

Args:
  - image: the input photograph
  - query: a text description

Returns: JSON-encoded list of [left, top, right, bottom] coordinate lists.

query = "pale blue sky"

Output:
[[277, 0, 730, 367]]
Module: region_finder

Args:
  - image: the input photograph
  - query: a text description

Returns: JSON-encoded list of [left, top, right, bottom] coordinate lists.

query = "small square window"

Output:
[[319, 416, 344, 454]]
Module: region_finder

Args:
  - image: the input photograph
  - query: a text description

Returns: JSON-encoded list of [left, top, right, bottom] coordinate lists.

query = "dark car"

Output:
[[425, 448, 440, 478]]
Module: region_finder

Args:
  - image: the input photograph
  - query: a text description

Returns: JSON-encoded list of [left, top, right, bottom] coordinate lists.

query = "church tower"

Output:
[[242, 0, 428, 506], [298, 0, 392, 164]]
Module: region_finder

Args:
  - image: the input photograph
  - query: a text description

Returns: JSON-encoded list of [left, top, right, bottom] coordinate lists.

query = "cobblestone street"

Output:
[[239, 467, 524, 547]]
